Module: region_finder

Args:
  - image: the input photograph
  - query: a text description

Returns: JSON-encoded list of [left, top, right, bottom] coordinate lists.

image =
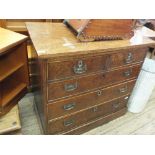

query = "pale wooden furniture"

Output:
[[0, 105, 21, 134], [1, 19, 63, 33], [0, 19, 63, 92], [0, 20, 6, 28], [0, 27, 29, 116]]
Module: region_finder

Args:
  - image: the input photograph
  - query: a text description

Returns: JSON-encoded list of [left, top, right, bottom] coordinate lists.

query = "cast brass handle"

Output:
[[64, 119, 74, 127], [64, 82, 78, 92], [74, 60, 87, 74], [125, 53, 133, 64], [119, 86, 128, 93], [112, 102, 120, 109], [63, 102, 76, 111], [92, 106, 98, 112], [123, 69, 132, 77]]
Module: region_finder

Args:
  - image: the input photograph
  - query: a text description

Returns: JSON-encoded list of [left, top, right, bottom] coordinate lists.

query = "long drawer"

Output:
[[48, 95, 128, 134], [62, 108, 127, 135], [48, 79, 136, 120], [48, 64, 141, 101], [47, 47, 147, 82]]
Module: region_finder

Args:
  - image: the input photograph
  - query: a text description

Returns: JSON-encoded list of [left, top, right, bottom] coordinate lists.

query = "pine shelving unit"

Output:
[[0, 27, 29, 116]]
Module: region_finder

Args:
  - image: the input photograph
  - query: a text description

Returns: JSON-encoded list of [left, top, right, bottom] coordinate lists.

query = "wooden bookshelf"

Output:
[[0, 20, 6, 28], [0, 63, 24, 82], [0, 27, 29, 116], [0, 19, 63, 93], [2, 83, 26, 106]]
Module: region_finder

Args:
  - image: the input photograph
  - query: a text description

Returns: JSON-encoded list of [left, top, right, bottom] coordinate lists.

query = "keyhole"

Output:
[[93, 107, 98, 112], [78, 60, 83, 67]]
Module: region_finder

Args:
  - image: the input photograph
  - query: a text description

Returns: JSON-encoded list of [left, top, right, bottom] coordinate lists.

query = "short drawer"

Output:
[[109, 47, 147, 69], [48, 95, 128, 134], [47, 54, 109, 81], [48, 79, 136, 120], [47, 47, 147, 82], [48, 64, 141, 101]]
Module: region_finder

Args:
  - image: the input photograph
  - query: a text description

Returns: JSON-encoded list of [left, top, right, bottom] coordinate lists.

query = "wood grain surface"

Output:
[[26, 23, 155, 59], [0, 27, 28, 54], [26, 22, 155, 134], [0, 105, 21, 134]]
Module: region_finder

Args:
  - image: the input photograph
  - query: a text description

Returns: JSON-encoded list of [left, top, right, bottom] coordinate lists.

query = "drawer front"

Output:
[[48, 95, 128, 134], [48, 79, 136, 120], [47, 47, 147, 82], [47, 55, 109, 81], [48, 64, 141, 101], [109, 47, 147, 69]]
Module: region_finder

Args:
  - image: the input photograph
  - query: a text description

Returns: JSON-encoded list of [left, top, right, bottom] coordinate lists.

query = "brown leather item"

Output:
[[26, 22, 154, 135], [64, 19, 135, 41]]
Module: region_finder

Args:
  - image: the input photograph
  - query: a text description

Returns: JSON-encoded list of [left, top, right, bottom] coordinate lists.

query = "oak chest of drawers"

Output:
[[26, 22, 155, 134]]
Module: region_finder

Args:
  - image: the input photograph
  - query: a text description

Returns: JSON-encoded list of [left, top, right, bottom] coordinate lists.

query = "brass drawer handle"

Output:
[[97, 90, 102, 96], [74, 60, 87, 74], [64, 82, 78, 92], [125, 53, 133, 64], [112, 102, 120, 109], [92, 106, 98, 112], [64, 119, 74, 127], [63, 102, 76, 111], [123, 69, 132, 77], [119, 86, 128, 93]]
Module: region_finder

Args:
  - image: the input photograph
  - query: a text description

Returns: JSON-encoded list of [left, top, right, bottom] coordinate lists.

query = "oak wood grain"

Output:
[[26, 22, 154, 134], [48, 64, 141, 101], [26, 22, 155, 59], [0, 27, 28, 54], [48, 80, 136, 120], [48, 95, 128, 134], [47, 47, 147, 82], [0, 31, 29, 116]]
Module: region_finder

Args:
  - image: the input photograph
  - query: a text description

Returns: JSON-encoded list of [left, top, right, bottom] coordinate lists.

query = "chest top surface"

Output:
[[0, 27, 28, 55], [26, 22, 155, 59]]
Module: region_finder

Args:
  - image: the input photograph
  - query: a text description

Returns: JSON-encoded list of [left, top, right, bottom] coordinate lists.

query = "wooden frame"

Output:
[[0, 20, 6, 28], [0, 28, 29, 116]]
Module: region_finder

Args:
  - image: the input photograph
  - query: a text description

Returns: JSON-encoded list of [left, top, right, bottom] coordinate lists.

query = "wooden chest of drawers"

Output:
[[26, 22, 155, 134]]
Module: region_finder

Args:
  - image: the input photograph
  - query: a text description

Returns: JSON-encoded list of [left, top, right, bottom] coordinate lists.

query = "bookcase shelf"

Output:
[[2, 83, 26, 107], [0, 27, 29, 116], [0, 63, 24, 82]]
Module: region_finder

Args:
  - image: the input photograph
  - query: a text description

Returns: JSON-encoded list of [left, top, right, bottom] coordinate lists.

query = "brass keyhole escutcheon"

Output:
[[97, 90, 102, 96]]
